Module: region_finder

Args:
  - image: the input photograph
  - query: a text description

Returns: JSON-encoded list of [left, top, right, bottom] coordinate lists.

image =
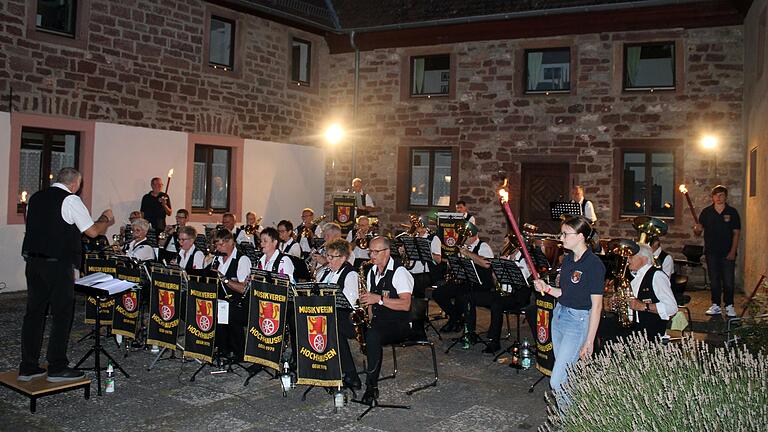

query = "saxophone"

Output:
[[608, 239, 639, 328], [349, 260, 372, 354]]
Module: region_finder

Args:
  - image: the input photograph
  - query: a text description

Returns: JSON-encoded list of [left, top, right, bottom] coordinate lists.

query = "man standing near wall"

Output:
[[694, 185, 741, 318], [571, 185, 597, 224], [140, 177, 172, 231], [19, 168, 115, 382]]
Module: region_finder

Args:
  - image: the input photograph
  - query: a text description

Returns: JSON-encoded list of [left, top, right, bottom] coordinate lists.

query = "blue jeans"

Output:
[[550, 304, 590, 398], [707, 255, 736, 306]]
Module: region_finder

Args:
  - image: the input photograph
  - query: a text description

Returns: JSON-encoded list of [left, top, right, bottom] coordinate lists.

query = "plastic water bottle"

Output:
[[520, 339, 532, 370], [105, 361, 115, 393], [280, 361, 291, 391]]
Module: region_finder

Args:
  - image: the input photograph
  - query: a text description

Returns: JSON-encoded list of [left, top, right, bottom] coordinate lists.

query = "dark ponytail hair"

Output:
[[561, 215, 596, 247]]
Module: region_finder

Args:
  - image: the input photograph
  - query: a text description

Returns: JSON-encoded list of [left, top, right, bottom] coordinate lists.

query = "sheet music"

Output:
[[76, 272, 113, 286]]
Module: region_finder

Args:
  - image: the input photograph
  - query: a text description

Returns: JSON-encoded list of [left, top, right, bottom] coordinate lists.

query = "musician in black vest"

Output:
[[123, 218, 156, 261], [160, 209, 188, 262], [359, 236, 414, 405], [177, 226, 205, 271], [350, 177, 378, 216], [277, 220, 302, 257], [455, 200, 477, 225], [316, 239, 361, 390], [211, 229, 252, 361], [628, 244, 678, 340], [455, 223, 495, 342], [296, 208, 322, 258], [571, 185, 597, 224], [404, 218, 442, 340], [20, 168, 115, 382], [140, 176, 172, 231]]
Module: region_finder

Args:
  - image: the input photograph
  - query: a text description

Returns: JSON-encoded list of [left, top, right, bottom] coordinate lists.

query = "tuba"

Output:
[[607, 239, 639, 328], [633, 216, 668, 245], [349, 260, 373, 354]]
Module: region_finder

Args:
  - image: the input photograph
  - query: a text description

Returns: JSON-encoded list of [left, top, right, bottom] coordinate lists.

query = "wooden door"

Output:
[[520, 163, 571, 234]]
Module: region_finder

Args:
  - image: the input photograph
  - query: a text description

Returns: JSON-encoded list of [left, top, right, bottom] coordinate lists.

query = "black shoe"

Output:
[[343, 377, 362, 391], [17, 366, 46, 382], [361, 386, 379, 405], [46, 368, 85, 383], [482, 343, 500, 354]]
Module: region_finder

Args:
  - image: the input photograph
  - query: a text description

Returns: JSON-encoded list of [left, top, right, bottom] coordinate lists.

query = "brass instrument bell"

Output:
[[632, 216, 668, 244], [607, 238, 640, 257]]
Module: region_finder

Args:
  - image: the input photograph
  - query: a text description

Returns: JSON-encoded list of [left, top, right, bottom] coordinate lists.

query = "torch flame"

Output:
[[168, 169, 174, 178], [20, 191, 27, 203], [678, 184, 687, 194], [497, 178, 509, 204]]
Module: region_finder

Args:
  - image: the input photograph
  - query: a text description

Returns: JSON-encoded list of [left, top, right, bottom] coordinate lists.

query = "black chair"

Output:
[[676, 244, 709, 289]]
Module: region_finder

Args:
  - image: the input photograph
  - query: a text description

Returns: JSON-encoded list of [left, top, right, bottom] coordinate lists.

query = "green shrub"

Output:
[[540, 333, 768, 432]]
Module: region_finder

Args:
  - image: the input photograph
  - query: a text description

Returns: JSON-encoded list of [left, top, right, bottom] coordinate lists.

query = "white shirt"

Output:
[[178, 245, 205, 270], [317, 265, 359, 307], [53, 183, 94, 233], [354, 190, 375, 208], [498, 249, 532, 289], [409, 234, 442, 274], [465, 238, 494, 259], [258, 251, 295, 283], [279, 239, 302, 258], [298, 224, 323, 253], [462, 213, 477, 226], [576, 198, 597, 223], [346, 230, 371, 260], [216, 249, 252, 283], [630, 263, 678, 321], [653, 247, 675, 278], [125, 239, 155, 261], [368, 257, 414, 295], [235, 229, 257, 247]]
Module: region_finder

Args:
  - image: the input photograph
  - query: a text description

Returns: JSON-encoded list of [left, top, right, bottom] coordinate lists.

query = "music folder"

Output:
[[399, 236, 434, 263], [489, 258, 527, 287], [444, 254, 480, 285]]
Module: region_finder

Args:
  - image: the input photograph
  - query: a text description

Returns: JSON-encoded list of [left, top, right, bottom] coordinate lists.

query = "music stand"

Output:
[[73, 283, 131, 396], [550, 201, 582, 221], [399, 236, 434, 265], [238, 242, 263, 270], [443, 255, 489, 353]]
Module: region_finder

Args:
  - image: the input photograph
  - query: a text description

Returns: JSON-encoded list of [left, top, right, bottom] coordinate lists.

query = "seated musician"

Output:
[[649, 237, 674, 278], [159, 209, 189, 261], [118, 210, 143, 240], [257, 227, 295, 282], [346, 215, 372, 269], [316, 239, 362, 390], [359, 236, 413, 405], [404, 217, 442, 340], [210, 229, 252, 361], [481, 236, 533, 354], [235, 212, 261, 247], [627, 244, 678, 340], [177, 225, 205, 271], [221, 213, 237, 235], [311, 223, 354, 269], [277, 220, 302, 258], [123, 218, 156, 261], [296, 208, 322, 258], [455, 223, 496, 342]]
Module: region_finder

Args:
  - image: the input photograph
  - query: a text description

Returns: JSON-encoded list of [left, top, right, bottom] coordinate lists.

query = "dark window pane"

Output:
[[622, 150, 676, 218], [192, 145, 231, 211], [36, 0, 77, 37], [19, 128, 79, 205], [408, 148, 455, 208], [411, 54, 450, 96], [624, 42, 675, 89], [650, 153, 674, 217], [432, 151, 452, 206], [526, 48, 571, 93], [291, 39, 311, 84], [622, 152, 646, 214], [209, 16, 234, 69]]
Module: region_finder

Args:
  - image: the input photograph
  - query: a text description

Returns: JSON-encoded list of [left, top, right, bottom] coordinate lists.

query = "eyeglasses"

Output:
[[559, 232, 579, 238], [369, 248, 389, 255]]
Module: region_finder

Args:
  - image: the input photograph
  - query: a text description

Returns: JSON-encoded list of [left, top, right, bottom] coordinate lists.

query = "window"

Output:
[[18, 127, 80, 210], [192, 145, 231, 212], [525, 48, 571, 93], [620, 151, 675, 218], [291, 38, 311, 85], [410, 54, 450, 97], [750, 147, 757, 197], [624, 42, 675, 90], [208, 16, 235, 70], [36, 0, 77, 37], [409, 149, 453, 207]]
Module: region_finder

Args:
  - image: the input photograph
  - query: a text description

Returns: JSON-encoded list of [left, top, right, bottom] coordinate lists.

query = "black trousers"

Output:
[[484, 287, 532, 342], [336, 311, 359, 380], [411, 272, 431, 299], [707, 255, 736, 306], [21, 259, 76, 373], [432, 281, 465, 322], [218, 300, 247, 360], [364, 319, 410, 387]]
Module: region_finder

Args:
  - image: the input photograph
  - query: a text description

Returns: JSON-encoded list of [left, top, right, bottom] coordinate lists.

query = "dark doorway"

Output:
[[520, 162, 571, 234]]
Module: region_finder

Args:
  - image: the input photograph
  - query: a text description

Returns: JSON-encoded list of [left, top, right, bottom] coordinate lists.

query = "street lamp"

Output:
[[700, 134, 719, 178], [325, 123, 344, 146]]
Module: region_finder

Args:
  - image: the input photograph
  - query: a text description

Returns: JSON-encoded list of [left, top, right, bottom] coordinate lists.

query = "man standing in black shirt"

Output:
[[140, 177, 172, 231], [694, 185, 741, 318], [20, 168, 115, 382]]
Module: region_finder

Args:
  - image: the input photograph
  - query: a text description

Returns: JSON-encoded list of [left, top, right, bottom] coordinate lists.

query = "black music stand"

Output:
[[238, 242, 263, 270], [443, 255, 488, 353], [399, 236, 441, 336], [146, 263, 188, 370], [550, 201, 581, 220], [73, 283, 131, 396], [488, 259, 530, 361]]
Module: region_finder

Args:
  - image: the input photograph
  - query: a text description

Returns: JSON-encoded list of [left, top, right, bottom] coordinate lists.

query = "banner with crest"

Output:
[[244, 271, 290, 370], [84, 256, 117, 325], [535, 293, 556, 376], [436, 212, 467, 257], [111, 263, 143, 339], [332, 192, 357, 235], [183, 276, 218, 363], [147, 270, 183, 350], [294, 293, 342, 387]]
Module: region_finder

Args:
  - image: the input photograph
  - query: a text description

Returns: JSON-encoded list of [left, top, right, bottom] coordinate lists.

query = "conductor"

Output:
[[19, 168, 115, 382]]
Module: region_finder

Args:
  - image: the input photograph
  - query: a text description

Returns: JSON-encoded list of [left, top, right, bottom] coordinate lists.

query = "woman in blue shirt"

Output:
[[534, 216, 605, 407]]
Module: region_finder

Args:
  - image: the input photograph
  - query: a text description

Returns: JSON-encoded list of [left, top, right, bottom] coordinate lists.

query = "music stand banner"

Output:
[[294, 293, 342, 387], [436, 212, 466, 257], [244, 274, 290, 370], [332, 192, 357, 235], [147, 271, 182, 350], [535, 293, 556, 376], [183, 277, 218, 363], [112, 265, 142, 339], [84, 257, 117, 325]]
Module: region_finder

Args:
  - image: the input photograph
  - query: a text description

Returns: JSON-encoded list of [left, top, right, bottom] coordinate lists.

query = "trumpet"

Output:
[[302, 214, 326, 238]]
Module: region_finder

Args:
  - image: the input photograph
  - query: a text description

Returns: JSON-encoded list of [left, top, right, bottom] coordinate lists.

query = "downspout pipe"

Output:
[[349, 30, 360, 180]]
